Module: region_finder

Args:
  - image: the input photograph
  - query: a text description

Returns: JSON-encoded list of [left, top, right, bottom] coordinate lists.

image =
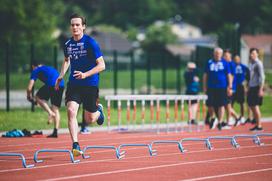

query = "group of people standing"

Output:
[[25, 13, 265, 158], [184, 47, 265, 131]]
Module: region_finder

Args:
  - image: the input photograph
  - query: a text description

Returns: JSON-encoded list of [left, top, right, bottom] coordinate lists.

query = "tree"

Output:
[[0, 0, 65, 43], [142, 23, 177, 51]]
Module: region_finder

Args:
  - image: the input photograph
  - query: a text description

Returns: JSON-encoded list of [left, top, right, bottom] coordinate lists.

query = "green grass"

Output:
[[0, 96, 272, 131], [0, 69, 185, 90]]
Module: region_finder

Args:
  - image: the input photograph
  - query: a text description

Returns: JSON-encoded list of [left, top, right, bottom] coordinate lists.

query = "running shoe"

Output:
[[72, 142, 83, 157], [250, 126, 263, 131], [211, 118, 218, 129], [234, 118, 241, 127], [47, 133, 58, 138], [217, 122, 222, 131], [97, 103, 105, 125], [80, 127, 90, 134]]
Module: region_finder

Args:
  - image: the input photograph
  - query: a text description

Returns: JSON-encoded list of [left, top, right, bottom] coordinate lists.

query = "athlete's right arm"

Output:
[[55, 57, 70, 90]]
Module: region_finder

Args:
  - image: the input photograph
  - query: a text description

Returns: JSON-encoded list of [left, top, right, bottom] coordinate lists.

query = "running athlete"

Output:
[[55, 13, 105, 156]]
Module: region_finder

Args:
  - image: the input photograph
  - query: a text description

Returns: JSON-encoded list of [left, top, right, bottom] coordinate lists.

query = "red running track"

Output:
[[0, 122, 272, 181]]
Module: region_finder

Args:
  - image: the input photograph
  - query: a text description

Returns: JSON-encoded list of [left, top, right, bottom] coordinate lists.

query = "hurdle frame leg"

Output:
[[232, 134, 263, 147], [208, 136, 239, 149], [0, 152, 34, 168], [254, 133, 272, 146], [33, 149, 80, 163]]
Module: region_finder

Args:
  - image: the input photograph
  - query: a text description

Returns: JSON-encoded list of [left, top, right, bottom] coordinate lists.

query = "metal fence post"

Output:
[[113, 50, 118, 95], [146, 53, 151, 94], [5, 42, 10, 112], [130, 51, 135, 95], [30, 44, 35, 112], [176, 56, 181, 94], [162, 54, 166, 94]]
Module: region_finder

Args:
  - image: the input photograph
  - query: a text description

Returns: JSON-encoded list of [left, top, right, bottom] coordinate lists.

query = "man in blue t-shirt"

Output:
[[203, 47, 232, 130], [27, 61, 65, 138], [222, 50, 240, 128], [233, 54, 250, 124], [55, 13, 106, 157]]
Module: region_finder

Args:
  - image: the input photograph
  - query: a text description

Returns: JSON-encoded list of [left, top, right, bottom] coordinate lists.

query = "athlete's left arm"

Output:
[[26, 79, 35, 101], [227, 73, 233, 96], [74, 56, 106, 79]]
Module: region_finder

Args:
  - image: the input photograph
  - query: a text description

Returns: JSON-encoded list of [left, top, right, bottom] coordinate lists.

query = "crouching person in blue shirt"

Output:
[[27, 61, 65, 138]]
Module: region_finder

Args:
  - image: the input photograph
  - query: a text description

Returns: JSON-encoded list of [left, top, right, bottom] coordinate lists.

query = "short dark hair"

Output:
[[250, 48, 259, 54], [31, 60, 39, 66], [69, 13, 86, 25], [223, 49, 232, 54]]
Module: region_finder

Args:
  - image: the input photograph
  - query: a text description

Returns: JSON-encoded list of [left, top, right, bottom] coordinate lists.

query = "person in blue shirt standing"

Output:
[[184, 62, 200, 125], [233, 54, 251, 124], [27, 61, 65, 138], [55, 13, 105, 157], [222, 50, 240, 128], [203, 47, 232, 130]]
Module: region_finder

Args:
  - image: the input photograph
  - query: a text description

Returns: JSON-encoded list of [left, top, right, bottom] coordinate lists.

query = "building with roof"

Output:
[[241, 34, 272, 68]]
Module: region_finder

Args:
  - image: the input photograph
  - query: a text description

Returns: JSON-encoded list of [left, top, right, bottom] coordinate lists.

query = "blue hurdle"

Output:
[[254, 133, 272, 146], [232, 134, 262, 147], [33, 149, 80, 163], [207, 136, 239, 149], [82, 145, 120, 159], [118, 143, 154, 158], [150, 140, 183, 155], [0, 152, 34, 168], [180, 138, 212, 152]]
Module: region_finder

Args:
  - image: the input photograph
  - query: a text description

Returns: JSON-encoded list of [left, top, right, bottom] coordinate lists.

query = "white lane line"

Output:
[[180, 167, 272, 181], [39, 153, 272, 181]]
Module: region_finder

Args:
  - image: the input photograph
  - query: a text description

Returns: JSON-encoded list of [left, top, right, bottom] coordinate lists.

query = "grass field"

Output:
[[0, 69, 186, 91], [0, 95, 271, 131]]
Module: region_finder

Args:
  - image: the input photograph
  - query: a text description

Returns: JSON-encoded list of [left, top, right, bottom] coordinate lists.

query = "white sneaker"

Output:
[[211, 118, 218, 129], [222, 125, 232, 130], [240, 117, 246, 124], [228, 118, 235, 126]]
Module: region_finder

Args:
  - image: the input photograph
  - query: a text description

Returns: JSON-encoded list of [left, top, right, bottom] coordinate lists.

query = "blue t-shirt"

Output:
[[204, 59, 230, 89], [64, 34, 103, 86], [184, 70, 199, 94], [30, 65, 64, 87], [224, 60, 237, 92], [235, 63, 249, 85]]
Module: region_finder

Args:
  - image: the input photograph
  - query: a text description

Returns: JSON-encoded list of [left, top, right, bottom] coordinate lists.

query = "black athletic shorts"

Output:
[[247, 86, 263, 107], [36, 85, 64, 107], [185, 91, 198, 104], [206, 88, 228, 107], [233, 84, 245, 104], [65, 83, 99, 112]]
